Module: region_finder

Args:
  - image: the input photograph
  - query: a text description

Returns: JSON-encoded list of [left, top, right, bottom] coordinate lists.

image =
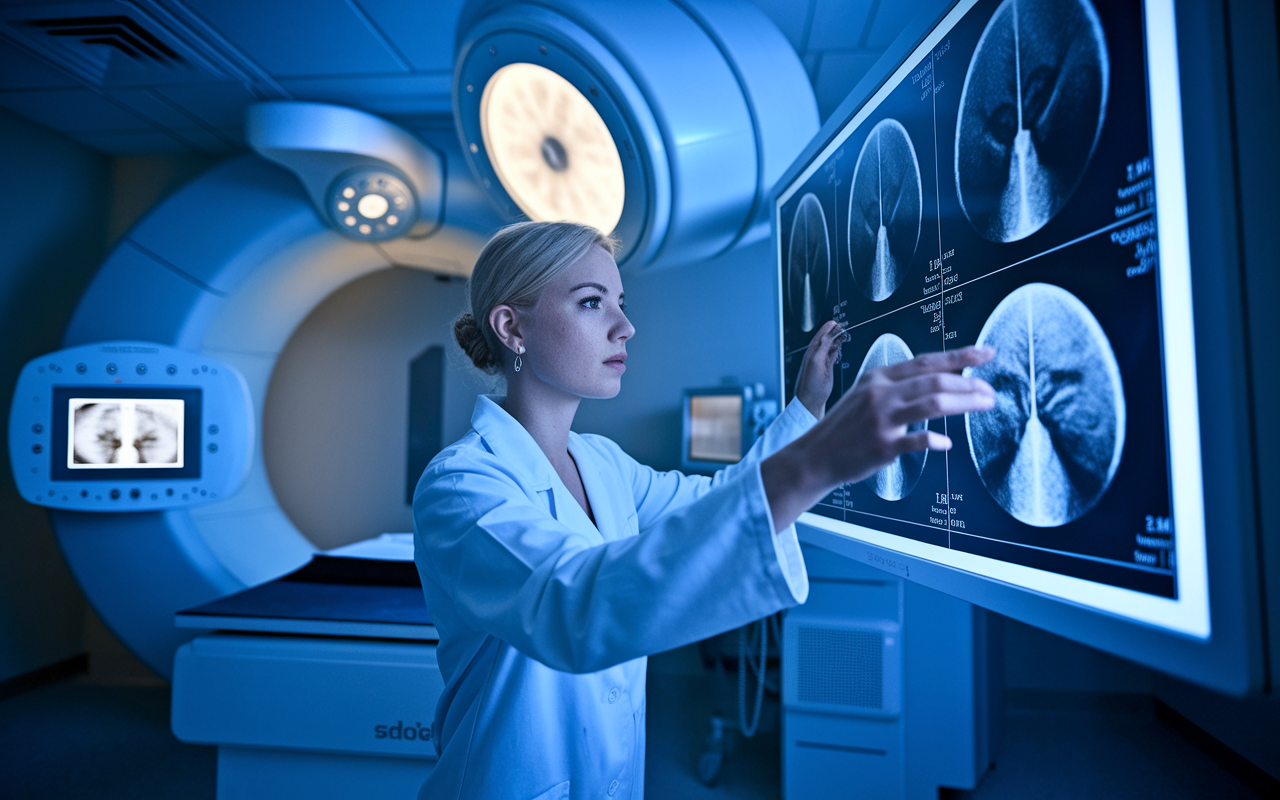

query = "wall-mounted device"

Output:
[[9, 342, 253, 512], [774, 0, 1280, 695], [246, 102, 445, 242], [680, 383, 778, 474]]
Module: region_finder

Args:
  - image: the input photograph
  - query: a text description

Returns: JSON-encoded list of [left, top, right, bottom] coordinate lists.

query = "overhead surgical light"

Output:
[[479, 62, 626, 236], [454, 0, 819, 269], [246, 102, 444, 243]]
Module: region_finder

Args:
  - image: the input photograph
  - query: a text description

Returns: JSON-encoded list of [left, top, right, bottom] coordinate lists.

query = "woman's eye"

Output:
[[581, 297, 602, 309]]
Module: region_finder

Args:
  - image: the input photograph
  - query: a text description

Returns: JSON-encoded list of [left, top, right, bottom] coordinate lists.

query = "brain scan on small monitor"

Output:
[[776, 0, 1207, 637], [69, 398, 185, 468]]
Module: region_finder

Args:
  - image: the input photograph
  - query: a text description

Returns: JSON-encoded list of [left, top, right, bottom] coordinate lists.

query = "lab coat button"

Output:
[[607, 688, 619, 703], [607, 779, 619, 796]]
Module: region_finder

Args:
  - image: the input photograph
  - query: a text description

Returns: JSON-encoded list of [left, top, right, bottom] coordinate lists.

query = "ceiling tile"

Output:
[[0, 39, 81, 89], [865, 0, 948, 49], [0, 86, 147, 131], [69, 127, 194, 154], [152, 80, 259, 128], [812, 50, 880, 122], [278, 72, 452, 117], [806, 0, 875, 51], [175, 0, 410, 78], [354, 0, 464, 73]]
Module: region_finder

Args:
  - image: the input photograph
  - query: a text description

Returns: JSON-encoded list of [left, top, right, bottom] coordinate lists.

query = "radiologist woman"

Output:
[[411, 221, 996, 800]]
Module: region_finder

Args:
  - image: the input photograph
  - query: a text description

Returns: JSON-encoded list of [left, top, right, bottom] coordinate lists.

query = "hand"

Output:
[[762, 345, 998, 532], [793, 321, 845, 421]]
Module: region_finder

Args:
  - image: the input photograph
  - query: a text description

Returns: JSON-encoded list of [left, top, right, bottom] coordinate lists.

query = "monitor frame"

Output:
[[771, 0, 1275, 695]]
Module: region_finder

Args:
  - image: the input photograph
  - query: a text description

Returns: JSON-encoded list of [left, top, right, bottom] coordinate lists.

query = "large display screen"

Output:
[[777, 0, 1208, 636], [50, 387, 202, 481]]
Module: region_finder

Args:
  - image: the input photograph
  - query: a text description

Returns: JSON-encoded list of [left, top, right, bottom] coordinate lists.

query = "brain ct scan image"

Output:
[[955, 0, 1109, 242], [847, 119, 922, 301], [965, 284, 1125, 527], [855, 333, 927, 500], [788, 193, 831, 332], [71, 399, 183, 467]]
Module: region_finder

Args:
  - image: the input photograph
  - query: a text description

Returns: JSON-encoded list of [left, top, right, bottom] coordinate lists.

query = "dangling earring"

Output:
[[514, 344, 525, 373]]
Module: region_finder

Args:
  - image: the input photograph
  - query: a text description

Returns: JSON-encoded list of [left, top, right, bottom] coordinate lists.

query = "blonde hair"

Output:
[[455, 221, 619, 373]]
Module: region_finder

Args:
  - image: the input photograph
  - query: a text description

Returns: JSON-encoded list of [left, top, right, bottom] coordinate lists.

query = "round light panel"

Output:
[[327, 168, 416, 242], [480, 62, 625, 236]]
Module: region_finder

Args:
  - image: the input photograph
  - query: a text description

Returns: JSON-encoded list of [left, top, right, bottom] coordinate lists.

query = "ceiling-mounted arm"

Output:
[[245, 101, 445, 241]]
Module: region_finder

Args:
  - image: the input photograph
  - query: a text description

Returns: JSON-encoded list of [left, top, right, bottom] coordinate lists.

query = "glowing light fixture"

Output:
[[480, 62, 625, 235]]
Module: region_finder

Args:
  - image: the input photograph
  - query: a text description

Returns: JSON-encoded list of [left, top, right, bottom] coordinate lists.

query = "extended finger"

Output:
[[889, 390, 996, 427], [880, 345, 995, 380], [893, 429, 952, 456], [897, 372, 994, 403]]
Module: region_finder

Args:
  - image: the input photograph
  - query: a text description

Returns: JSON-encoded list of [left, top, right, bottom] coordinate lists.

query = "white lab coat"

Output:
[[412, 395, 814, 800]]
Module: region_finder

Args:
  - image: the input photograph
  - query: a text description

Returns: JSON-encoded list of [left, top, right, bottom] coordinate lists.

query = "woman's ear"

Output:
[[489, 304, 523, 355]]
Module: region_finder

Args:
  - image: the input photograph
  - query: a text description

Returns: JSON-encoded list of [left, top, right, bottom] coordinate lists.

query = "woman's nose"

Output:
[[614, 309, 636, 341]]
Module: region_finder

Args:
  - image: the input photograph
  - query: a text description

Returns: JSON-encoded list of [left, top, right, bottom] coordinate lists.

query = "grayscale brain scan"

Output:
[[964, 283, 1125, 527], [788, 193, 831, 332], [955, 0, 1109, 242], [72, 399, 182, 467], [848, 119, 922, 301], [855, 334, 927, 500]]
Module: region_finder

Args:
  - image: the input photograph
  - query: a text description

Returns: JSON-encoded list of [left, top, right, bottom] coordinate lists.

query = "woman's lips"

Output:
[[604, 353, 627, 372]]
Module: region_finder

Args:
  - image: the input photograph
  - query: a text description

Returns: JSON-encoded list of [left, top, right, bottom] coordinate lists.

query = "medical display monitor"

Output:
[[10, 342, 255, 511], [688, 394, 744, 464], [777, 0, 1207, 638], [51, 387, 200, 481]]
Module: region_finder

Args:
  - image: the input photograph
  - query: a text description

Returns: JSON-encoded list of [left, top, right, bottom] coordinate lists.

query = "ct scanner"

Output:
[[6, 0, 819, 795]]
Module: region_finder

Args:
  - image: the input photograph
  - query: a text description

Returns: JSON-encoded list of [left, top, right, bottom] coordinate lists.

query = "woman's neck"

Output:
[[501, 373, 582, 466]]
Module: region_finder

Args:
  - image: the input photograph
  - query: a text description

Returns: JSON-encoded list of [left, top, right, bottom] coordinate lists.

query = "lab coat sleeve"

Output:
[[414, 450, 806, 675], [603, 397, 818, 601]]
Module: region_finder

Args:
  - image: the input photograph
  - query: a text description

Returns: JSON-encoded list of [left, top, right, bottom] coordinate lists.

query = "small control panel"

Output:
[[9, 342, 254, 512]]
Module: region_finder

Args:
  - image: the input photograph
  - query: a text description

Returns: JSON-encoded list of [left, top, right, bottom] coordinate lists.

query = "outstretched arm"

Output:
[[762, 345, 997, 532]]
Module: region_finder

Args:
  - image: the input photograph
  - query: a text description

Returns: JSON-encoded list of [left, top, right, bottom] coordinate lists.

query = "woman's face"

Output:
[[519, 244, 635, 400]]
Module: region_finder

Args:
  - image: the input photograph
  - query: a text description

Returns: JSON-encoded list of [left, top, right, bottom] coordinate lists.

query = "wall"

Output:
[[0, 107, 108, 684]]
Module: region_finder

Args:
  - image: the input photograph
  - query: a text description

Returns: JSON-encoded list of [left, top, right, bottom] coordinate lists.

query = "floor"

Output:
[[0, 674, 1267, 799]]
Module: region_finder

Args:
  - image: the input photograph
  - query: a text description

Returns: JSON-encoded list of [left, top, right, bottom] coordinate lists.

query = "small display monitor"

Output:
[[50, 386, 202, 481], [687, 394, 744, 465]]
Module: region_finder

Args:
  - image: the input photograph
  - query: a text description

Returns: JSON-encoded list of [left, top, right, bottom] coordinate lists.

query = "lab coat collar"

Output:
[[468, 395, 619, 540], [469, 395, 556, 492]]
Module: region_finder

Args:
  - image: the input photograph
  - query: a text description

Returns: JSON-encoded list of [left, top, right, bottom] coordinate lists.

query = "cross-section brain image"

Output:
[[965, 283, 1125, 527], [73, 403, 123, 464], [71, 399, 182, 466], [788, 193, 831, 332], [955, 0, 1108, 242], [848, 119, 922, 302], [855, 333, 927, 500]]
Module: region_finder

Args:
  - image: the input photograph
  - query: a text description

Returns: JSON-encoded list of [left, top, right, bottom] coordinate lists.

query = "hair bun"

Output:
[[454, 312, 497, 372]]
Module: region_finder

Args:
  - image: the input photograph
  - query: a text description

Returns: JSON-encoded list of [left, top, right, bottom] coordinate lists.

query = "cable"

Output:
[[738, 617, 769, 737]]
